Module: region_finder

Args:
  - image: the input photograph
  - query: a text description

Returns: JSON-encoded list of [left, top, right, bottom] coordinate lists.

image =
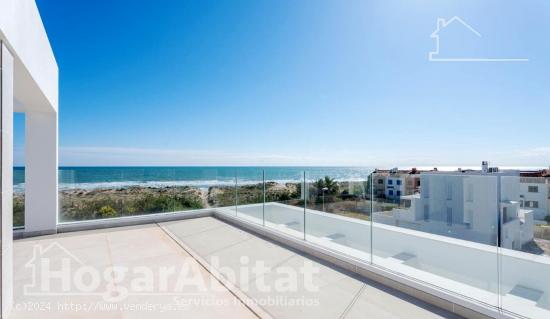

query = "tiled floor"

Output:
[[161, 217, 463, 319], [11, 217, 463, 319], [11, 223, 257, 319]]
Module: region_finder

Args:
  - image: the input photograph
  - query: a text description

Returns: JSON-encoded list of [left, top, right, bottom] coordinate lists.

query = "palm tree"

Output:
[[313, 176, 339, 195]]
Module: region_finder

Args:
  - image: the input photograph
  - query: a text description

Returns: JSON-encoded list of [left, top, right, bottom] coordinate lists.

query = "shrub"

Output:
[[98, 205, 118, 218]]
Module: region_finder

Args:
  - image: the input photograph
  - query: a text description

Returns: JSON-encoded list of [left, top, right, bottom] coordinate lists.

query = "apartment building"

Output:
[[520, 169, 550, 221], [371, 168, 424, 200], [376, 162, 534, 250]]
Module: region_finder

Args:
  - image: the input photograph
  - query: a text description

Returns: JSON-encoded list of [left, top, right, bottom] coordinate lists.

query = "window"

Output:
[[378, 179, 384, 184], [528, 186, 539, 193], [446, 183, 453, 200], [396, 180, 402, 186], [389, 190, 394, 196], [525, 201, 539, 208], [396, 190, 401, 196], [423, 205, 430, 221], [520, 200, 524, 208], [446, 207, 453, 226], [388, 179, 393, 185]]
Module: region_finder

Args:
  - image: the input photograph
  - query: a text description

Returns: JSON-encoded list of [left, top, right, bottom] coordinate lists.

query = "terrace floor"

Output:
[[11, 217, 462, 319]]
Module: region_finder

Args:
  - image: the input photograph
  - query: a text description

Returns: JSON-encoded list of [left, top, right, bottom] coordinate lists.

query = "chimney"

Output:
[[482, 161, 489, 174]]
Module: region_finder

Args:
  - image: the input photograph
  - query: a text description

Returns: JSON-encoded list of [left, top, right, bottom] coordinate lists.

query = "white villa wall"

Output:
[[0, 0, 58, 112], [1, 42, 14, 319], [0, 0, 58, 316]]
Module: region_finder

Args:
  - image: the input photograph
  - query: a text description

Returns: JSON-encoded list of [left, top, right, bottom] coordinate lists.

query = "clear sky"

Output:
[[14, 0, 550, 167]]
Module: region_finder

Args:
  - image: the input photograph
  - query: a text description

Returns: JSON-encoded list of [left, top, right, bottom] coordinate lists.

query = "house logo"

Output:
[[23, 242, 132, 302], [24, 242, 85, 295], [428, 16, 528, 62]]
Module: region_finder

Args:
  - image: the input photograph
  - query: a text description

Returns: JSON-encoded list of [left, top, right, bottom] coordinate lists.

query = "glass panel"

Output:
[[263, 168, 305, 239], [371, 169, 499, 307], [235, 168, 264, 225], [208, 168, 237, 216], [501, 175, 550, 318], [58, 167, 226, 222], [304, 168, 373, 262], [13, 113, 25, 228], [13, 166, 25, 228]]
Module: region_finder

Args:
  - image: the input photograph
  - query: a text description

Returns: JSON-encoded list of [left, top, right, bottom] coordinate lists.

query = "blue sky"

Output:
[[14, 0, 550, 167]]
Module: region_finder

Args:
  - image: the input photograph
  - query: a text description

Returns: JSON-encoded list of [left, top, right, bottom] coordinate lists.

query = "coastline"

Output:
[[13, 179, 373, 226]]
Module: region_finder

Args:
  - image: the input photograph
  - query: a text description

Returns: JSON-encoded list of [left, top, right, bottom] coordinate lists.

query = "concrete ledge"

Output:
[[17, 228, 57, 238], [57, 209, 215, 234], [213, 210, 514, 319], [15, 209, 215, 238]]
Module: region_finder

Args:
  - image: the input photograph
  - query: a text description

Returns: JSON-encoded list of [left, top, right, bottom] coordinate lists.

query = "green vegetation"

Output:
[[312, 176, 339, 196], [60, 186, 204, 222], [98, 205, 117, 218], [13, 195, 25, 227], [208, 182, 301, 207], [15, 177, 374, 225]]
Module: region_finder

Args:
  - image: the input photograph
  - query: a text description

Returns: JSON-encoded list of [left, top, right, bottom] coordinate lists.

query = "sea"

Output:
[[12, 166, 374, 193]]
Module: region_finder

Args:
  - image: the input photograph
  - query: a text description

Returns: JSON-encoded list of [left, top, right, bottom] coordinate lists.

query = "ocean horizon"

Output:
[[13, 166, 375, 193], [13, 165, 547, 193]]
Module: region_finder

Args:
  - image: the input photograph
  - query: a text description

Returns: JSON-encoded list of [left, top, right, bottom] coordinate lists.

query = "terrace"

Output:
[[1, 1, 549, 319], [11, 216, 461, 319]]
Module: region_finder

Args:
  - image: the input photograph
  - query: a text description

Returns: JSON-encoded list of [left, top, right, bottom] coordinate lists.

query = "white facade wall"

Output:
[[1, 41, 14, 319], [379, 171, 533, 250], [520, 180, 549, 220], [0, 0, 58, 317], [0, 0, 58, 111], [385, 176, 404, 199]]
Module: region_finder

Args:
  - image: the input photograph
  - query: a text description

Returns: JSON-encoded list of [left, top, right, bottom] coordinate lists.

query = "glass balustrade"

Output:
[[50, 165, 550, 317], [261, 168, 305, 240], [304, 170, 372, 262]]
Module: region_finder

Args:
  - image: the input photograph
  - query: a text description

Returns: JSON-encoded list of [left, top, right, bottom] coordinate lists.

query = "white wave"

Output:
[[13, 177, 371, 193]]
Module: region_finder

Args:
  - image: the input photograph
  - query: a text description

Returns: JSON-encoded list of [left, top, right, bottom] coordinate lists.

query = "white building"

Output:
[[375, 163, 534, 250], [519, 176, 550, 221]]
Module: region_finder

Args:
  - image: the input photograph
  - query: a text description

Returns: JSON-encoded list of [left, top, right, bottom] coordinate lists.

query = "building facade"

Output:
[[372, 168, 423, 201], [519, 169, 550, 221], [374, 163, 534, 250]]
